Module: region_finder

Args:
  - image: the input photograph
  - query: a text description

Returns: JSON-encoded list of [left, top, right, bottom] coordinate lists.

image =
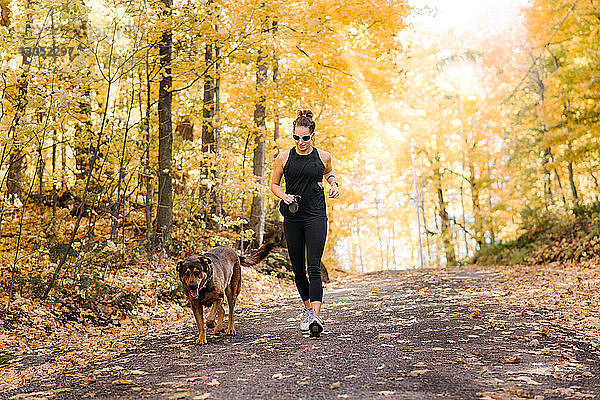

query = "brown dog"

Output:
[[177, 242, 274, 344]]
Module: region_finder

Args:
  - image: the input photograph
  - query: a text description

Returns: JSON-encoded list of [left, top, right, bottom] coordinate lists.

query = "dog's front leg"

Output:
[[214, 299, 225, 334], [205, 303, 217, 329], [191, 303, 206, 345]]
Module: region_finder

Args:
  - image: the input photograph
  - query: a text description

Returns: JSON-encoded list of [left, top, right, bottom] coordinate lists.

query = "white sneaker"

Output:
[[300, 308, 313, 331], [309, 314, 324, 337]]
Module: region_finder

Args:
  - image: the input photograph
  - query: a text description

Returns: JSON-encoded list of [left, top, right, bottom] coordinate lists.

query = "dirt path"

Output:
[[4, 268, 600, 399]]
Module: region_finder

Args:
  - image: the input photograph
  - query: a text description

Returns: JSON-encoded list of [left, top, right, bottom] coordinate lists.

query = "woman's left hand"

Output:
[[329, 183, 339, 198]]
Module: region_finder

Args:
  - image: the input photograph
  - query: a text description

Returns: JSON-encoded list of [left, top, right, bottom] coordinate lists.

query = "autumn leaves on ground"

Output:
[[2, 264, 600, 399]]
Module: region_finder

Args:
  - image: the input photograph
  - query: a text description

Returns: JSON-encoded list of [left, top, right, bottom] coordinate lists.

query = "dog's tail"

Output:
[[240, 241, 275, 267]]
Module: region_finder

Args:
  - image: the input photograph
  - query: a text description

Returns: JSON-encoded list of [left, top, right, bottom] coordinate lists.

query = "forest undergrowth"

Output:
[[473, 202, 600, 349], [0, 199, 301, 391], [474, 201, 600, 266]]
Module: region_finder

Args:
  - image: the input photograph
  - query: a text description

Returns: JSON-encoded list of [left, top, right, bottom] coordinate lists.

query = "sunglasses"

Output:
[[293, 133, 313, 142]]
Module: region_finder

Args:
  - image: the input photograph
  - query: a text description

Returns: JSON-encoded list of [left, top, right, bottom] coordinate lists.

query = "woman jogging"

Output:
[[270, 109, 340, 337]]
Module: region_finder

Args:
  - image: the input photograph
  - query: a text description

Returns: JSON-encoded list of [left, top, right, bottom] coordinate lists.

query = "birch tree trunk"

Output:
[[532, 60, 553, 210]]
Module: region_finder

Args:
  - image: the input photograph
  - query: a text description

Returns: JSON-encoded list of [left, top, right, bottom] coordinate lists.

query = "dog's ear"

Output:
[[200, 256, 212, 272], [176, 260, 184, 275]]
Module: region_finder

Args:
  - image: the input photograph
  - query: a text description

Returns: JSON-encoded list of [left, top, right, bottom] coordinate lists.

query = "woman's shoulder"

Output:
[[316, 148, 332, 162], [276, 149, 291, 159], [276, 149, 292, 167]]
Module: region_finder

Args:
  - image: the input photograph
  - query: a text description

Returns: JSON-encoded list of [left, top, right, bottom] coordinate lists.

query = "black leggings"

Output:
[[283, 216, 327, 303]]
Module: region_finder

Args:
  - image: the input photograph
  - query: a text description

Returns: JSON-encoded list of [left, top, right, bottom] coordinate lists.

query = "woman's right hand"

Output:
[[282, 194, 296, 205]]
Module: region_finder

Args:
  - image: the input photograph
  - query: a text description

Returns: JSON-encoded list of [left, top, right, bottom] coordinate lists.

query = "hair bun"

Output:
[[297, 109, 313, 120]]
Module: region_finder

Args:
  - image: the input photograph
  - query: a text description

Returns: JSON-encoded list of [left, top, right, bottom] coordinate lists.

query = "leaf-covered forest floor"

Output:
[[0, 258, 299, 392], [2, 267, 600, 400]]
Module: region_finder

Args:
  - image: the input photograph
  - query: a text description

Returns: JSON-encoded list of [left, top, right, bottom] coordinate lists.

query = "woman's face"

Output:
[[293, 126, 313, 152]]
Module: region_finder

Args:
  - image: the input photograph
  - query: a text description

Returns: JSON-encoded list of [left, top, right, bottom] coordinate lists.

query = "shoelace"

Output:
[[301, 309, 312, 323]]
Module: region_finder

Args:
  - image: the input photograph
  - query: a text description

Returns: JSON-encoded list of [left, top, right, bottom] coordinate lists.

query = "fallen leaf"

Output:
[[406, 369, 430, 377], [129, 369, 148, 375], [272, 373, 293, 379], [554, 388, 575, 396], [481, 378, 504, 385], [507, 367, 552, 376], [502, 355, 521, 364], [378, 333, 400, 339], [508, 376, 542, 385], [330, 381, 341, 389], [112, 379, 133, 385]]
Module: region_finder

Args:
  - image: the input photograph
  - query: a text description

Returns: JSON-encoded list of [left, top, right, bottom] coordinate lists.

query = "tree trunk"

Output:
[[200, 42, 218, 222], [554, 55, 579, 208], [436, 169, 456, 265], [73, 84, 95, 187], [0, 2, 10, 27], [458, 108, 468, 259], [533, 62, 553, 210], [112, 88, 135, 241], [4, 3, 28, 202], [553, 166, 567, 209], [272, 18, 282, 223], [547, 149, 567, 208], [374, 198, 386, 269], [589, 170, 599, 201], [61, 127, 67, 190], [420, 178, 431, 265], [6, 150, 26, 200], [37, 137, 44, 215], [52, 129, 57, 218], [469, 163, 483, 249], [202, 44, 216, 153], [486, 154, 496, 244], [71, 19, 102, 195], [249, 45, 268, 246], [142, 45, 153, 253], [568, 159, 578, 206], [214, 44, 222, 217], [354, 216, 365, 272], [154, 0, 174, 251]]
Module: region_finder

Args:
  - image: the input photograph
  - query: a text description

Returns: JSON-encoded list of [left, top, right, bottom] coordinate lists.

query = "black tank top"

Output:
[[279, 147, 327, 222]]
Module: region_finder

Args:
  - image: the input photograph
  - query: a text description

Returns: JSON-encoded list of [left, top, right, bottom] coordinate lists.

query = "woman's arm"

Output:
[[319, 150, 339, 199], [270, 152, 296, 205]]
